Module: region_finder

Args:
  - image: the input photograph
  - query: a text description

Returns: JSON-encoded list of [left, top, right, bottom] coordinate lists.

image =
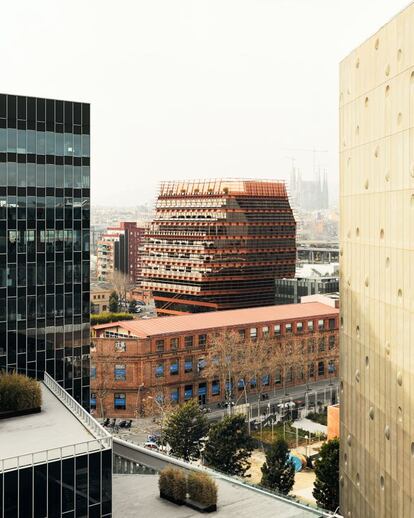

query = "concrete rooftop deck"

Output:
[[113, 474, 322, 518], [0, 383, 96, 470]]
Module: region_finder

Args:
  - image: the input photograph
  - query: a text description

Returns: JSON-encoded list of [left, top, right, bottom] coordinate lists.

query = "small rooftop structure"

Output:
[[0, 373, 112, 473], [301, 293, 339, 308], [92, 302, 339, 339]]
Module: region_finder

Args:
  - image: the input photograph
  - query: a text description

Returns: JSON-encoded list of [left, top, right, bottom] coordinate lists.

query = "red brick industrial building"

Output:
[[90, 300, 339, 417], [141, 179, 296, 315]]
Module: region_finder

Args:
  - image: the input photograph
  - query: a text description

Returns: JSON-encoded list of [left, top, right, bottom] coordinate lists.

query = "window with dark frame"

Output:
[[318, 319, 324, 331], [184, 357, 193, 373], [156, 339, 165, 352], [155, 362, 164, 377], [114, 364, 126, 381], [114, 393, 126, 410], [184, 335, 194, 348], [274, 324, 281, 336], [318, 361, 325, 376], [170, 359, 179, 375]]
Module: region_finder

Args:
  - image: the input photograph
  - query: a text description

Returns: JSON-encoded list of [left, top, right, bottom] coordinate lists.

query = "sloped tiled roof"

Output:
[[93, 302, 338, 339]]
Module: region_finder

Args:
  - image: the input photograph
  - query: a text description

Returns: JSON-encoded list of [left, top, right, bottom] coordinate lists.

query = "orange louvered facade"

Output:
[[142, 179, 296, 315]]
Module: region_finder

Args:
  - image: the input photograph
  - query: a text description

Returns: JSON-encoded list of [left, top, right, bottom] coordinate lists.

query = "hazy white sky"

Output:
[[0, 0, 409, 206]]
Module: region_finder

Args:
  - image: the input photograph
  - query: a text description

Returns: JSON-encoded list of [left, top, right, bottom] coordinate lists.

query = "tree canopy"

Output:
[[313, 438, 340, 512], [108, 291, 119, 313], [203, 414, 254, 476], [260, 439, 295, 495], [163, 399, 208, 461]]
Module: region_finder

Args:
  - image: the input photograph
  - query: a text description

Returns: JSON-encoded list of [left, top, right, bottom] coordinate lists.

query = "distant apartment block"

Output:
[[275, 263, 339, 305], [96, 222, 144, 286], [340, 6, 414, 517], [90, 301, 338, 417], [275, 277, 339, 305], [141, 179, 296, 315]]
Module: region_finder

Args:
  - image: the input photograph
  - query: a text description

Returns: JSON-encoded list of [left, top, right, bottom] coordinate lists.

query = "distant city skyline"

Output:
[[1, 0, 408, 207]]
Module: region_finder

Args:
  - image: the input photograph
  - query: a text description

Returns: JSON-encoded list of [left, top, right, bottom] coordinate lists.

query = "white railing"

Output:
[[114, 437, 340, 517], [43, 372, 111, 442], [0, 438, 109, 473], [0, 375, 112, 474]]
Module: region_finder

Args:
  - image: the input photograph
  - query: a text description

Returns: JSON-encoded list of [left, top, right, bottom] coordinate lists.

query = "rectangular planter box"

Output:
[[159, 491, 184, 506], [185, 498, 217, 513], [0, 407, 41, 420]]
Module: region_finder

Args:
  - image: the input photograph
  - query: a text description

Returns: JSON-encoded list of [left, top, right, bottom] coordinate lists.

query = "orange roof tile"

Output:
[[93, 302, 338, 339]]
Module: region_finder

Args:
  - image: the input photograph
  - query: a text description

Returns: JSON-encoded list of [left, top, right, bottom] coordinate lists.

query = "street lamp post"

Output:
[[147, 395, 164, 446], [135, 383, 144, 420]]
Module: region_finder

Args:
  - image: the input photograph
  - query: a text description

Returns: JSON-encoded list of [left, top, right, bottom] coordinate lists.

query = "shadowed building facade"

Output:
[[340, 6, 414, 517], [142, 179, 296, 315], [0, 93, 91, 407]]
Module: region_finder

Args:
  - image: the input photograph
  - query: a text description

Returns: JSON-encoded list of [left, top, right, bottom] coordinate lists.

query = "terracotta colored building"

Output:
[[141, 179, 296, 315], [327, 404, 340, 440], [90, 301, 339, 418]]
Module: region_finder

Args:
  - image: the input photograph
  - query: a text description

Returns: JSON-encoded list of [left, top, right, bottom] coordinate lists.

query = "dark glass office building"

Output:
[[0, 94, 91, 407]]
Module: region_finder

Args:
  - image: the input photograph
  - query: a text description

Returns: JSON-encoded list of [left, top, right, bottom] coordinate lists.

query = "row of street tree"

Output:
[[204, 329, 337, 407]]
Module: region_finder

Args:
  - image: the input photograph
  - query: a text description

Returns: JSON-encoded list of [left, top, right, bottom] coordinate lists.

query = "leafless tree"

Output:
[[204, 329, 245, 408], [91, 341, 122, 418], [142, 382, 176, 444], [112, 270, 134, 304]]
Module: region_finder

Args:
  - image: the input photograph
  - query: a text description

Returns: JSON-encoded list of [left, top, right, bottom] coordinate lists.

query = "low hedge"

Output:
[[90, 312, 134, 326], [159, 467, 187, 503], [0, 372, 42, 412], [187, 472, 217, 507]]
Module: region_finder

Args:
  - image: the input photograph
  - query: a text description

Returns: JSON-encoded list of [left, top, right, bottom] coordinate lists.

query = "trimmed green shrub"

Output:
[[0, 372, 42, 412], [90, 312, 134, 326], [158, 467, 187, 502], [187, 472, 217, 506]]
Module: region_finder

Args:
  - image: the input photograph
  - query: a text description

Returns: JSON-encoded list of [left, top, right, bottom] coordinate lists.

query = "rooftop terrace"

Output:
[[0, 373, 112, 472], [113, 474, 326, 518]]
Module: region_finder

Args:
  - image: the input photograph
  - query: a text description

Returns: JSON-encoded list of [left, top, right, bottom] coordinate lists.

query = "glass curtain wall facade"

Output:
[[1, 450, 112, 518], [0, 94, 90, 407]]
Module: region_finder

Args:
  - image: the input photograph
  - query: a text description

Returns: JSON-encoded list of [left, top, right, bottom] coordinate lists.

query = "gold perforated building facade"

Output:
[[340, 5, 414, 517]]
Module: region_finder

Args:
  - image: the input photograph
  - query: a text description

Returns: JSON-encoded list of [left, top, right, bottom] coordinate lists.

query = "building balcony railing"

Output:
[[0, 373, 112, 474]]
